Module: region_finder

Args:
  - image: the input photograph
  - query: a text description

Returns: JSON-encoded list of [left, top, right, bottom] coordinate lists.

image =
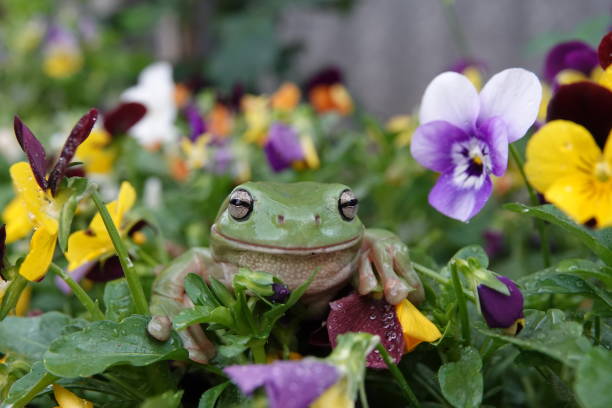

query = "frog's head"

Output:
[[212, 181, 364, 251]]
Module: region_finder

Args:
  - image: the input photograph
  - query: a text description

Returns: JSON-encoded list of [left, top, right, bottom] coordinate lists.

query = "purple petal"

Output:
[[48, 109, 98, 194], [477, 276, 524, 328], [478, 68, 541, 143], [224, 360, 339, 408], [104, 102, 147, 136], [411, 120, 469, 173], [429, 172, 492, 222], [87, 256, 124, 282], [544, 41, 598, 83], [475, 117, 508, 177], [13, 116, 48, 190], [184, 104, 207, 141], [419, 71, 480, 132], [264, 123, 304, 172], [598, 32, 612, 69], [327, 292, 405, 369], [55, 261, 96, 294], [448, 59, 487, 74]]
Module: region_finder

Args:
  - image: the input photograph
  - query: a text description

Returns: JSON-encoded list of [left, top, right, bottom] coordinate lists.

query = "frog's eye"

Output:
[[338, 189, 358, 221], [228, 189, 253, 221]]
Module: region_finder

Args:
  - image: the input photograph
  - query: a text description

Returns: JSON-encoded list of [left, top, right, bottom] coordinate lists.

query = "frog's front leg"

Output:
[[357, 229, 425, 305], [147, 248, 236, 363]]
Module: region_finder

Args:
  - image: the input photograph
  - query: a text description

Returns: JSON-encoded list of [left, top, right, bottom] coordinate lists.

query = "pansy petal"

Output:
[[48, 108, 98, 193], [476, 116, 508, 176], [546, 81, 612, 149], [327, 292, 405, 368], [419, 72, 480, 132], [477, 276, 524, 329], [104, 102, 147, 136], [13, 116, 48, 190], [65, 230, 113, 271], [53, 384, 93, 408], [224, 361, 339, 408], [598, 32, 612, 69], [411, 120, 469, 172], [429, 172, 492, 222], [55, 261, 96, 295], [264, 123, 304, 172], [544, 41, 598, 83], [10, 162, 58, 235], [19, 228, 57, 281], [545, 174, 598, 225], [478, 68, 542, 143], [395, 299, 442, 352], [2, 196, 34, 243], [89, 181, 136, 235], [87, 256, 124, 282], [525, 120, 601, 193]]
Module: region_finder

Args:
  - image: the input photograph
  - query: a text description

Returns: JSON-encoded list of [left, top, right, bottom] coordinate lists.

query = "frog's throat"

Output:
[[211, 225, 362, 255]]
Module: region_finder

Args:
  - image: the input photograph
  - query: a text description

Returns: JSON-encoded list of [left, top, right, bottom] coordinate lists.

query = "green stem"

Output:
[[251, 342, 267, 364], [12, 372, 58, 408], [594, 316, 601, 346], [50, 264, 104, 321], [91, 189, 148, 315], [412, 262, 475, 302], [375, 344, 421, 408], [450, 263, 471, 345], [359, 382, 370, 408], [509, 144, 551, 267], [0, 274, 27, 320]]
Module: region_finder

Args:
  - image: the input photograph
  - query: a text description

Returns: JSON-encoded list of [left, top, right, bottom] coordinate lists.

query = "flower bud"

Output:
[[477, 276, 524, 334]]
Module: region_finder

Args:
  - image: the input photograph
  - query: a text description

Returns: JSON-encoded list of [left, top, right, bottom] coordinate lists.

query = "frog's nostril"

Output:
[[277, 215, 285, 225], [314, 214, 321, 225]]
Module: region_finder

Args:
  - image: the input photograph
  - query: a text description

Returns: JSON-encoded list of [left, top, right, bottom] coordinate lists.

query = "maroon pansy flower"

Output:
[[598, 31, 612, 69]]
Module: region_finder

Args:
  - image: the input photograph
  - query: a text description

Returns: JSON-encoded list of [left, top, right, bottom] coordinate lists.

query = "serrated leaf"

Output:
[[438, 346, 483, 408], [198, 382, 230, 408], [477, 309, 592, 368], [44, 315, 187, 377], [0, 312, 79, 362], [103, 279, 135, 321], [575, 347, 612, 408], [505, 203, 612, 265]]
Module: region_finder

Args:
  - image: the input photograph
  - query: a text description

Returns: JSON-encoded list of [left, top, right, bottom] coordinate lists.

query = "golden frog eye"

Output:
[[228, 189, 253, 221], [338, 189, 358, 221]]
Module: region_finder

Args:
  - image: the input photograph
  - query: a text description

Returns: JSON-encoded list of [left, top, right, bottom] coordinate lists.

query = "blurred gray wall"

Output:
[[280, 0, 610, 119]]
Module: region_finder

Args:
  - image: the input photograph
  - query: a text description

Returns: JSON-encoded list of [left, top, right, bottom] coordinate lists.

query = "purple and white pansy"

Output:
[[411, 68, 542, 221]]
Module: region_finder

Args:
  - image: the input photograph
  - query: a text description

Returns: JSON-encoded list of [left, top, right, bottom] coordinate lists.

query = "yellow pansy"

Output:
[[43, 48, 83, 79], [52, 384, 93, 408], [387, 115, 417, 148], [180, 135, 210, 170], [75, 129, 116, 174], [4, 162, 61, 281], [66, 182, 136, 271], [310, 379, 352, 408], [242, 95, 271, 145], [395, 299, 442, 352], [525, 120, 612, 227], [537, 84, 552, 124]]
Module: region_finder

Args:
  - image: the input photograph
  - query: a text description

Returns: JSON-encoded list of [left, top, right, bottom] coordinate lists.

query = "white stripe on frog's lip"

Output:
[[211, 225, 362, 255]]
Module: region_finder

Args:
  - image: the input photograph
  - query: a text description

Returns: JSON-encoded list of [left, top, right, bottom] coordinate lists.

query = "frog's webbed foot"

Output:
[[357, 229, 425, 305], [147, 248, 222, 364]]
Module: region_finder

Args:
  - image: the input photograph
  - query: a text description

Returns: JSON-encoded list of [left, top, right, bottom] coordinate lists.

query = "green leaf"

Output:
[[477, 309, 592, 368], [185, 273, 220, 308], [103, 279, 136, 321], [5, 361, 58, 406], [210, 278, 236, 307], [198, 382, 230, 408], [452, 245, 489, 268], [555, 259, 612, 288], [173, 305, 234, 331], [438, 346, 483, 408], [58, 194, 78, 253], [140, 390, 183, 408], [0, 312, 78, 362], [505, 203, 612, 265], [44, 315, 188, 377], [575, 347, 612, 408], [519, 268, 612, 307]]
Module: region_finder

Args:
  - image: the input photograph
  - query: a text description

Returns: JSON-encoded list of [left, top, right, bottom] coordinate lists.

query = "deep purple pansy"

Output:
[[269, 283, 290, 303], [184, 103, 207, 141], [14, 109, 98, 194], [104, 102, 147, 137], [449, 59, 486, 74], [55, 256, 124, 294], [598, 32, 612, 69], [477, 276, 524, 329], [547, 81, 612, 149], [410, 68, 541, 221], [224, 360, 339, 408], [327, 292, 404, 369], [264, 122, 304, 172], [543, 40, 598, 84]]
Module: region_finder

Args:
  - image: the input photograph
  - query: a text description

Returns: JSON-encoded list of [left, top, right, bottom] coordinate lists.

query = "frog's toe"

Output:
[[393, 256, 425, 304], [357, 250, 379, 295], [383, 277, 411, 305], [178, 325, 215, 364], [148, 315, 172, 341]]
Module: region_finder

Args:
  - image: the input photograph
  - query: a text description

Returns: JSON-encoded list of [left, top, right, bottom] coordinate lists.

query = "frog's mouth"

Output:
[[211, 225, 362, 255]]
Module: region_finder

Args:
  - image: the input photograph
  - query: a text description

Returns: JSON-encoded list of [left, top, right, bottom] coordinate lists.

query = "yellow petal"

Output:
[[395, 299, 442, 352], [76, 130, 116, 174], [555, 69, 588, 86], [9, 162, 58, 235], [2, 195, 34, 243], [329, 84, 353, 115], [310, 379, 353, 408], [545, 174, 599, 224], [65, 230, 113, 271], [537, 84, 552, 123], [52, 384, 93, 408], [19, 228, 57, 281], [15, 285, 32, 317], [89, 181, 136, 236], [463, 66, 483, 90], [525, 120, 601, 193]]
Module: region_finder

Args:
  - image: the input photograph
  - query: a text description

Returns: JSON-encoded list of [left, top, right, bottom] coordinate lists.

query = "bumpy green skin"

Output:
[[148, 182, 424, 363]]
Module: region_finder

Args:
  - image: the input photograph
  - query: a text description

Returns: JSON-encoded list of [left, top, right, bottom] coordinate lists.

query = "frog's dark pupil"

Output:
[[230, 199, 250, 208], [341, 199, 358, 208]]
